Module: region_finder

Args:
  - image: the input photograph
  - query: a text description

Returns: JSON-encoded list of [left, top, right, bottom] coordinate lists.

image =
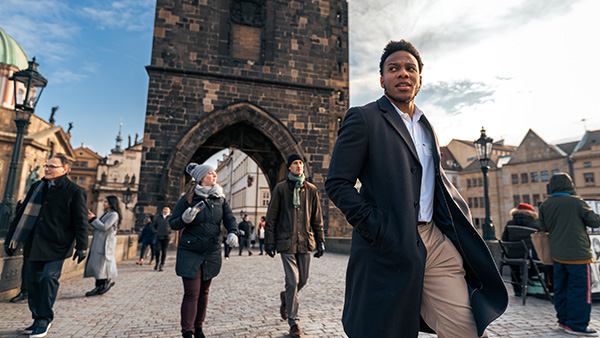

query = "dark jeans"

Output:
[[223, 243, 231, 258], [155, 238, 169, 265], [554, 262, 592, 331], [21, 255, 29, 293], [140, 242, 155, 261], [27, 259, 64, 326], [238, 237, 251, 255], [181, 268, 212, 333], [258, 238, 265, 254]]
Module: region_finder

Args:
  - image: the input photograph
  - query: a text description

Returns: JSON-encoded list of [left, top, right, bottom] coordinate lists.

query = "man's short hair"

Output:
[[379, 40, 424, 75], [52, 153, 72, 169]]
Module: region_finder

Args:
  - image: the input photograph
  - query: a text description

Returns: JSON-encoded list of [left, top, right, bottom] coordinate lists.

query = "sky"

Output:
[[1, 0, 599, 161]]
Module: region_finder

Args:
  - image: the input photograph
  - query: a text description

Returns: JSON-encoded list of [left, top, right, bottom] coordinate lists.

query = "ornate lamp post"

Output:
[[474, 127, 495, 240], [0, 58, 48, 237]]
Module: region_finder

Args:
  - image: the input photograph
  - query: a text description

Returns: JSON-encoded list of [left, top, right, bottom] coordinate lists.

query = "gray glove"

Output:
[[226, 233, 238, 247], [181, 207, 199, 224]]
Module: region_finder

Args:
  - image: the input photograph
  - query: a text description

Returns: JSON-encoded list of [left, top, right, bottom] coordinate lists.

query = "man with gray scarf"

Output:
[[264, 153, 324, 338]]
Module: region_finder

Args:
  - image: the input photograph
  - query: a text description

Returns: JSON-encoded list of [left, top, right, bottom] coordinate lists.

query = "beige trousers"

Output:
[[418, 221, 487, 338]]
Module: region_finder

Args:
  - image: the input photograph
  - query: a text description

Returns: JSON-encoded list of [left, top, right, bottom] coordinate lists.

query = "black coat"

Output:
[[325, 96, 508, 337], [6, 175, 88, 261], [170, 193, 237, 280], [238, 220, 252, 239], [501, 212, 540, 258]]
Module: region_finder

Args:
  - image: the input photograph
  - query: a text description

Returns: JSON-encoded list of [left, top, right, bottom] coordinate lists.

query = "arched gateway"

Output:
[[138, 0, 351, 236]]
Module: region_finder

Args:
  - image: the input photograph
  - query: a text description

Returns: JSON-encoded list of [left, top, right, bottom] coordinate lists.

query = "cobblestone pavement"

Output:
[[1, 249, 599, 337]]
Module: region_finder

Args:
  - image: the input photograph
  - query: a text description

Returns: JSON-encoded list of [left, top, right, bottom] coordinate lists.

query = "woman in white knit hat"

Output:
[[169, 163, 239, 338]]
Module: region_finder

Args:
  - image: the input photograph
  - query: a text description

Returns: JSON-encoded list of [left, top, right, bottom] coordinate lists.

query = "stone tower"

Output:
[[138, 0, 350, 236]]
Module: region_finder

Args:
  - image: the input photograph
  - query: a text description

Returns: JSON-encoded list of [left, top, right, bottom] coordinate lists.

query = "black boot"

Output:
[[194, 328, 206, 338], [86, 280, 103, 297], [10, 291, 28, 303], [98, 279, 115, 295]]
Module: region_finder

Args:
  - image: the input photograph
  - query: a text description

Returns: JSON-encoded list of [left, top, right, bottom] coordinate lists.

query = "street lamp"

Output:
[[122, 187, 133, 210], [0, 58, 48, 237], [474, 127, 495, 240]]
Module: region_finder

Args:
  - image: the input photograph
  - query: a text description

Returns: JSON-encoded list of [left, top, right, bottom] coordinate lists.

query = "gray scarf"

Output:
[[194, 184, 224, 199]]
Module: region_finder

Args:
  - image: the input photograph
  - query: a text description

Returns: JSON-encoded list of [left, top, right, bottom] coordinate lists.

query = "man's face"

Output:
[[244, 216, 249, 222], [380, 50, 422, 106], [288, 159, 304, 176], [43, 157, 68, 181], [163, 207, 171, 215]]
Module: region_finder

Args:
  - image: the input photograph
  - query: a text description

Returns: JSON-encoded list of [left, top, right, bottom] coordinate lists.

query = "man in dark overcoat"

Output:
[[325, 40, 508, 338], [4, 153, 88, 337]]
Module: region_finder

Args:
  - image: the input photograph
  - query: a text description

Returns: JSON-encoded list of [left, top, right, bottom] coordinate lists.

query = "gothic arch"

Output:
[[159, 102, 307, 200]]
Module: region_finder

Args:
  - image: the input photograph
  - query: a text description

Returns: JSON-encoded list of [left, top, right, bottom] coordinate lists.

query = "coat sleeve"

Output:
[[169, 197, 189, 230], [539, 206, 547, 232], [265, 184, 282, 245], [91, 212, 119, 231], [310, 188, 324, 245], [222, 199, 238, 234], [325, 107, 383, 243], [580, 199, 600, 229], [71, 186, 89, 251]]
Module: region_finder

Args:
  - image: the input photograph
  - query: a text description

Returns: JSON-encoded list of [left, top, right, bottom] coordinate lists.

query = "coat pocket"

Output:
[[276, 238, 291, 252]]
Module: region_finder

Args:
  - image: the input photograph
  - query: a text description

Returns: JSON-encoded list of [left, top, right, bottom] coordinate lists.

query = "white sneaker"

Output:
[[565, 326, 599, 336], [30, 322, 51, 338]]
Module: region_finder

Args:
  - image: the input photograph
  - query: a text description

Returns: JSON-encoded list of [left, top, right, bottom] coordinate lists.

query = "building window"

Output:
[[479, 197, 484, 208], [541, 171, 549, 182], [584, 162, 592, 168], [477, 178, 483, 187], [511, 174, 519, 184], [467, 179, 472, 188], [468, 198, 473, 208], [584, 173, 595, 185], [513, 195, 521, 207], [78, 177, 86, 185], [522, 194, 530, 205], [552, 169, 560, 175], [533, 194, 541, 207], [79, 161, 88, 168], [521, 173, 528, 184], [474, 218, 480, 229], [261, 189, 270, 206], [531, 172, 539, 182], [473, 197, 479, 208]]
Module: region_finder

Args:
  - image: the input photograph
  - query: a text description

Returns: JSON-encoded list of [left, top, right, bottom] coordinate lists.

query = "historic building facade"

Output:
[[215, 150, 269, 226], [138, 0, 350, 236], [71, 145, 104, 211]]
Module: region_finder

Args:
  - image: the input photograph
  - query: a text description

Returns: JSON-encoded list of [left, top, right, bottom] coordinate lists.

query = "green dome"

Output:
[[0, 27, 29, 70]]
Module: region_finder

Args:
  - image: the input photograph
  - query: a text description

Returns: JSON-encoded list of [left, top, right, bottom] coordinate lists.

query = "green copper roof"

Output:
[[0, 27, 29, 70]]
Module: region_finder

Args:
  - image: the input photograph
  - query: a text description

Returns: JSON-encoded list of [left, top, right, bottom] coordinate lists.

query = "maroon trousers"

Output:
[[181, 268, 212, 333]]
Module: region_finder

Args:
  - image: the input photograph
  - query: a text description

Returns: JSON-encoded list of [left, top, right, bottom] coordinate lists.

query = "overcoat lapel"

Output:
[[377, 97, 420, 163]]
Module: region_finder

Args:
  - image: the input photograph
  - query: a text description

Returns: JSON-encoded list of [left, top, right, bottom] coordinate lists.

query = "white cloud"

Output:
[[348, 0, 600, 147]]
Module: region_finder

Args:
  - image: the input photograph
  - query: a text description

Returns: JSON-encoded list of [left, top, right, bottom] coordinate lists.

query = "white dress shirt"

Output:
[[390, 102, 435, 223]]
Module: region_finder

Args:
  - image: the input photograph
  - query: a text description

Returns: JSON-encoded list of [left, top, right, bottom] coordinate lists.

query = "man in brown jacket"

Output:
[[265, 153, 324, 338]]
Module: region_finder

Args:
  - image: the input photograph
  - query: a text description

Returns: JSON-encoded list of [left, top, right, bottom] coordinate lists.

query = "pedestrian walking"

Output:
[[137, 215, 156, 265], [4, 153, 88, 338], [170, 163, 238, 338], [539, 172, 600, 336], [325, 40, 507, 337], [84, 195, 121, 296], [238, 214, 253, 256], [257, 216, 266, 255], [153, 206, 172, 271], [265, 153, 324, 338]]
